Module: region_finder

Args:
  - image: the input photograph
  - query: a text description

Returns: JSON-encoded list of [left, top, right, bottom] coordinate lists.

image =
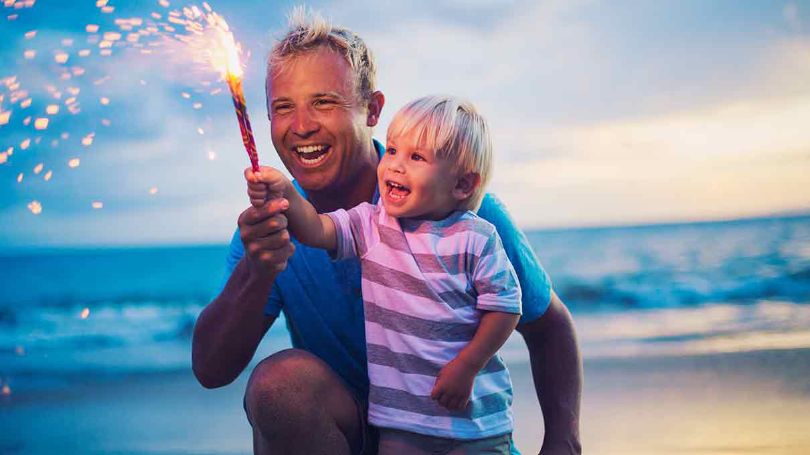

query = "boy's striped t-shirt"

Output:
[[326, 202, 522, 440]]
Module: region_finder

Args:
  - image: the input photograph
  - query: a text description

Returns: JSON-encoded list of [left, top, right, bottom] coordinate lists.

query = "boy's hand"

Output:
[[245, 166, 290, 208], [430, 357, 479, 411]]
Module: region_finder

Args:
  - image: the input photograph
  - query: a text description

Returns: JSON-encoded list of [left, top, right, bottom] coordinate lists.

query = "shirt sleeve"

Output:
[[477, 193, 553, 323], [325, 202, 375, 260], [223, 227, 283, 318], [473, 229, 523, 315]]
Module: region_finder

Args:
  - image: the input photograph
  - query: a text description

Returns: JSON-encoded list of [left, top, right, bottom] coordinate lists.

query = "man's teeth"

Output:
[[295, 145, 328, 164], [296, 145, 326, 155]]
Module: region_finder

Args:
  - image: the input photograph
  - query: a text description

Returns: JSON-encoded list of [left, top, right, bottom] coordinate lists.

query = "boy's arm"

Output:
[[431, 311, 520, 410], [249, 166, 336, 251]]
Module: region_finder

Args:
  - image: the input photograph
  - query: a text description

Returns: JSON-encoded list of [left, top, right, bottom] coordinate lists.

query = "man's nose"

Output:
[[291, 107, 319, 137]]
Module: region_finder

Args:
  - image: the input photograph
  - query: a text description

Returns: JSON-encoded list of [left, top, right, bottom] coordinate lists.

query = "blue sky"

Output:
[[1, 0, 809, 247]]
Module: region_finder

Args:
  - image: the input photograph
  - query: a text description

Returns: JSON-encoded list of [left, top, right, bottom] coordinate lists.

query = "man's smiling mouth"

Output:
[[294, 144, 330, 165]]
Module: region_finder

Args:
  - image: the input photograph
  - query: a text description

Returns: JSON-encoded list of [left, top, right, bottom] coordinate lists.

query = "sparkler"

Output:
[[211, 17, 259, 173]]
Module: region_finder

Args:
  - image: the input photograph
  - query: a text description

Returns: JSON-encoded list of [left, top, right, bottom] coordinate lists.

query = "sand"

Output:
[[3, 349, 810, 455]]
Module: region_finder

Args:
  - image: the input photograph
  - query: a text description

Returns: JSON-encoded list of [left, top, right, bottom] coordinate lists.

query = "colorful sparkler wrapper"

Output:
[[225, 72, 259, 173]]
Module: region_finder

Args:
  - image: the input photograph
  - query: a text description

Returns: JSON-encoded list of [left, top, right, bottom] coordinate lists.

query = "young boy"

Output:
[[248, 95, 521, 453]]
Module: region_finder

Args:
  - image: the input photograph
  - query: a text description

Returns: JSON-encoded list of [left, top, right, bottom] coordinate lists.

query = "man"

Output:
[[192, 10, 582, 455]]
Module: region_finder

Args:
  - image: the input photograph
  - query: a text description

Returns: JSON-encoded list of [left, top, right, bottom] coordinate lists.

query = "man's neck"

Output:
[[307, 154, 379, 213]]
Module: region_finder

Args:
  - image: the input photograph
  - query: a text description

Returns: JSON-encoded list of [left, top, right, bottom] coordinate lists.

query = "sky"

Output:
[[1, 0, 809, 247]]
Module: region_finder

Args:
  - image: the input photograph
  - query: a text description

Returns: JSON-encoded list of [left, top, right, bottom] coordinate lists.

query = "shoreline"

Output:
[[3, 348, 809, 454]]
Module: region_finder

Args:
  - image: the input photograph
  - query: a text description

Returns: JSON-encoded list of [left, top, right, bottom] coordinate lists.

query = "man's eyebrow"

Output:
[[313, 91, 345, 99], [270, 97, 292, 104]]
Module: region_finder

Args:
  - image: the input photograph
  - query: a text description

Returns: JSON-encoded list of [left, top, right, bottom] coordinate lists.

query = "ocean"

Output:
[[2, 215, 810, 388]]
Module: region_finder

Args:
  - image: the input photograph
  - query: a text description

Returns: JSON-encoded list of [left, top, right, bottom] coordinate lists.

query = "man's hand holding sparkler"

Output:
[[238, 167, 295, 276]]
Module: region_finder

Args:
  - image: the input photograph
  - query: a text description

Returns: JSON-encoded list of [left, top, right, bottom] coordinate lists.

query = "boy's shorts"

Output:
[[376, 427, 512, 455]]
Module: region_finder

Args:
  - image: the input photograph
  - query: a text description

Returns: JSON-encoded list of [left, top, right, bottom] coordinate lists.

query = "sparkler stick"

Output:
[[214, 17, 259, 172], [225, 72, 259, 173]]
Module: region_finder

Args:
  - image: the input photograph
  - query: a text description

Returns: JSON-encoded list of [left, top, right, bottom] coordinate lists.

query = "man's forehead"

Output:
[[268, 48, 355, 98]]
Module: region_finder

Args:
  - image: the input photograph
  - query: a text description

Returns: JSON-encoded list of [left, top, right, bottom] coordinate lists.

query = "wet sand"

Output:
[[3, 349, 810, 454]]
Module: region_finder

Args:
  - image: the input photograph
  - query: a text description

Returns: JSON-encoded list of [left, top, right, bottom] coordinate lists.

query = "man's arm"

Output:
[[516, 291, 582, 455], [192, 197, 295, 389]]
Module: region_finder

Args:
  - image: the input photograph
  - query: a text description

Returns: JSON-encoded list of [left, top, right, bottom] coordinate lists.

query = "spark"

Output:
[[15, 345, 25, 356], [71, 67, 85, 76], [54, 51, 69, 64], [103, 32, 121, 41], [0, 151, 7, 164], [101, 118, 111, 126], [17, 173, 23, 182], [181, 92, 191, 99], [99, 40, 112, 49], [24, 30, 36, 39], [67, 87, 80, 96], [33, 163, 43, 174], [60, 132, 69, 139], [139, 79, 147, 85], [21, 98, 31, 108], [65, 97, 76, 105], [46, 104, 59, 114], [149, 186, 158, 195], [80, 307, 90, 318], [101, 6, 114, 14], [193, 102, 202, 109], [68, 158, 80, 167], [23, 49, 35, 59], [197, 127, 204, 135], [86, 24, 99, 33], [0, 111, 9, 125], [100, 97, 110, 105], [95, 0, 107, 6], [61, 38, 74, 47], [159, 0, 170, 7], [100, 49, 112, 57], [27, 200, 41, 214], [78, 49, 90, 57], [44, 170, 52, 180], [1, 384, 10, 396], [34, 118, 48, 129], [81, 133, 94, 146], [20, 138, 30, 149], [91, 201, 103, 209], [22, 116, 31, 126], [207, 150, 216, 160]]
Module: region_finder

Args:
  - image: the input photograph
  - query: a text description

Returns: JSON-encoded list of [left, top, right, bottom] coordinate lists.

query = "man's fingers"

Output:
[[238, 200, 289, 226]]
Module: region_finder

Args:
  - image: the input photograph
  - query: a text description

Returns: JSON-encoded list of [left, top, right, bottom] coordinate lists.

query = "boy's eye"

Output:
[[386, 148, 396, 155], [411, 153, 425, 161]]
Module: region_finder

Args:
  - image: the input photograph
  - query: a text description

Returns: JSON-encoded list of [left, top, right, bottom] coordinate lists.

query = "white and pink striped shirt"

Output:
[[327, 201, 522, 440]]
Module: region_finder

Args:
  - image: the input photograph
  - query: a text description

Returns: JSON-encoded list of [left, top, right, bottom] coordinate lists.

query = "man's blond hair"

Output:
[[266, 7, 376, 104], [388, 95, 493, 211]]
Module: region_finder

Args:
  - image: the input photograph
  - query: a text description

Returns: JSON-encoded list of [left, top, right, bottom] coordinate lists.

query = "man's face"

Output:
[[267, 47, 372, 192]]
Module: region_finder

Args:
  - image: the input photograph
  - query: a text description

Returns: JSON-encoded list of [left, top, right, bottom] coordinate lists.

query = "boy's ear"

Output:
[[366, 91, 385, 127], [452, 172, 481, 201]]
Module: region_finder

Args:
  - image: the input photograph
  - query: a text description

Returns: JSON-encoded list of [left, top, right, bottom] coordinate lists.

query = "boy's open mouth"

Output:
[[294, 144, 330, 166], [385, 180, 410, 201]]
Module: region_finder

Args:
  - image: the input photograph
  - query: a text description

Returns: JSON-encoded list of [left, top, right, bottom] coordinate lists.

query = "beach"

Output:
[[3, 347, 810, 455]]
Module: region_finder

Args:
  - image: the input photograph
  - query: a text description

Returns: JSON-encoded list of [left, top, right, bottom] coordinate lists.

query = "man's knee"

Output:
[[244, 349, 332, 425]]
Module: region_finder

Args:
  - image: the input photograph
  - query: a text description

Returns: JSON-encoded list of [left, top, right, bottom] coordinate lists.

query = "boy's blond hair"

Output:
[[266, 7, 377, 104], [388, 95, 493, 211]]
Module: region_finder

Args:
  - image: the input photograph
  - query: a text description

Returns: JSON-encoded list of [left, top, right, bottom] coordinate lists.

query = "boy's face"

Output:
[[378, 129, 462, 220]]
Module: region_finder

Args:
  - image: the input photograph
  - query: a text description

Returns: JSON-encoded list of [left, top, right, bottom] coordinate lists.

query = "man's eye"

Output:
[[314, 99, 335, 108], [274, 104, 292, 114]]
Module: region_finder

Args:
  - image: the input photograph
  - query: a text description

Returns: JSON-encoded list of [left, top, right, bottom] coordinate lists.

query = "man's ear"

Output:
[[366, 91, 385, 127], [452, 172, 481, 201]]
